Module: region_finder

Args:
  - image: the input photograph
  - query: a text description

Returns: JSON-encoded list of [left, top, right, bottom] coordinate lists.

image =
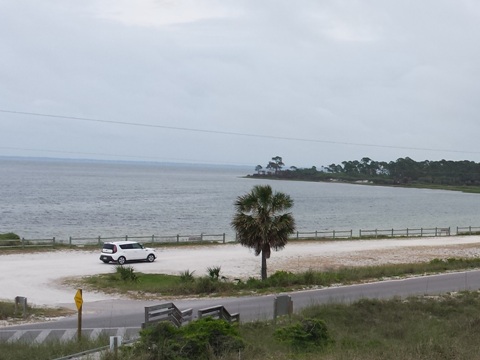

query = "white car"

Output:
[[100, 241, 156, 265]]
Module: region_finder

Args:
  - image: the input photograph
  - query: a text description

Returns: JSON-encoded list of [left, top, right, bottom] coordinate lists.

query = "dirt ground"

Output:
[[273, 242, 480, 273]]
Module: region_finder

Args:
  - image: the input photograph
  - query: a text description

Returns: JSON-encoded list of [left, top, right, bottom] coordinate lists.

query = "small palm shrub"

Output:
[[115, 265, 138, 282], [206, 266, 221, 280], [179, 270, 195, 282]]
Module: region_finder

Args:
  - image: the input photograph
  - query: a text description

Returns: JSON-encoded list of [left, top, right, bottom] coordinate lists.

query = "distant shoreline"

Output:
[[245, 173, 480, 194]]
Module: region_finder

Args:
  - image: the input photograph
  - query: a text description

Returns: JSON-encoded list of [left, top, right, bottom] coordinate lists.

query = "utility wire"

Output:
[[1, 108, 479, 155]]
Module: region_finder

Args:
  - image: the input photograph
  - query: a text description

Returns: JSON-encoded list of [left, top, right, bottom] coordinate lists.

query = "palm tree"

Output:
[[231, 185, 295, 280]]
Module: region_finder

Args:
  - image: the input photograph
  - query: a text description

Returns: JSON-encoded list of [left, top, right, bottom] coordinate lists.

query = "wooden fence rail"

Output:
[[2, 225, 480, 249], [358, 227, 451, 238], [197, 305, 240, 323], [0, 237, 56, 248], [67, 233, 227, 246], [291, 230, 353, 240], [457, 226, 480, 235], [142, 302, 238, 329], [142, 302, 193, 329]]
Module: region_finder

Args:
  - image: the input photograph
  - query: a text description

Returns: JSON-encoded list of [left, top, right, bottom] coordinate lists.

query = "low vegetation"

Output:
[[1, 336, 110, 360], [5, 292, 480, 359], [253, 156, 480, 192], [0, 300, 74, 322], [80, 257, 480, 297], [0, 232, 21, 247], [100, 291, 480, 359]]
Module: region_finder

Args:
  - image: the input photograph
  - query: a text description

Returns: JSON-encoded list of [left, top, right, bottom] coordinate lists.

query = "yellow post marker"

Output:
[[74, 289, 83, 341]]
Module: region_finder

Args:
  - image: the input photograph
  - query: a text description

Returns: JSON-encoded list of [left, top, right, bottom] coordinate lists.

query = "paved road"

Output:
[[2, 269, 480, 343]]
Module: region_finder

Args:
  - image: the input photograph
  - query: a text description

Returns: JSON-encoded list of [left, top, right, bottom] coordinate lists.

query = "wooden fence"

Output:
[[67, 233, 227, 246], [291, 230, 353, 240], [0, 237, 56, 248], [457, 226, 480, 235], [142, 302, 193, 329], [2, 225, 480, 249], [358, 227, 451, 238], [197, 305, 240, 323], [142, 303, 238, 329]]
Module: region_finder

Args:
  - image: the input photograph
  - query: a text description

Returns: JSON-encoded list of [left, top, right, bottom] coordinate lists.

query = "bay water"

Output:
[[1, 157, 479, 241]]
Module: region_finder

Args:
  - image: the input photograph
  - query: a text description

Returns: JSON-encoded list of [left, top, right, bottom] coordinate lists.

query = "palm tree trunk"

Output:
[[261, 250, 267, 280]]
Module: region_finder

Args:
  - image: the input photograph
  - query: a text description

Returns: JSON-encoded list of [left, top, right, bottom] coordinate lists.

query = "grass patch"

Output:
[[0, 336, 110, 360], [79, 257, 480, 298], [0, 300, 75, 322], [7, 293, 480, 359], [108, 291, 480, 359]]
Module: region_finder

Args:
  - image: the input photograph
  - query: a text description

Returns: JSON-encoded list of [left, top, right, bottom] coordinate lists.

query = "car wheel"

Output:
[[117, 256, 126, 265], [147, 254, 155, 262]]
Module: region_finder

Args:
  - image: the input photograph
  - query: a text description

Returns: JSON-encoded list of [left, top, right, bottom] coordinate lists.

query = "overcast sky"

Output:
[[1, 0, 480, 168]]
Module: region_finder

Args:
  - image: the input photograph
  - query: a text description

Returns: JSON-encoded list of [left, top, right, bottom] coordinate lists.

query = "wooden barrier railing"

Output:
[[197, 305, 240, 323], [3, 224, 480, 249], [358, 227, 451, 238], [142, 302, 193, 328]]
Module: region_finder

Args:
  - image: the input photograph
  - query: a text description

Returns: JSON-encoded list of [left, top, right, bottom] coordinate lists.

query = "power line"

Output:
[[1, 108, 479, 155]]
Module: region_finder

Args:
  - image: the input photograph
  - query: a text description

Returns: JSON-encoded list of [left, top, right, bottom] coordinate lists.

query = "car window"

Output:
[[103, 244, 114, 250], [132, 243, 143, 249], [120, 244, 133, 250]]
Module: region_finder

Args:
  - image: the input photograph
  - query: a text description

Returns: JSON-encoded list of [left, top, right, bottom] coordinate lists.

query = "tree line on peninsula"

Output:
[[252, 156, 480, 187]]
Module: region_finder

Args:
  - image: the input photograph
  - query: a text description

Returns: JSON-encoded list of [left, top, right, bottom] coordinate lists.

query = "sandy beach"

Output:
[[1, 236, 480, 307]]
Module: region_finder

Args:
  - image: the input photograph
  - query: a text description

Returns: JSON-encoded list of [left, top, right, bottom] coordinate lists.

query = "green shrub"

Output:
[[274, 318, 332, 351], [267, 270, 296, 287], [134, 318, 244, 360], [180, 317, 244, 358], [195, 277, 218, 294], [179, 269, 195, 282], [0, 232, 21, 247], [0, 232, 20, 240], [303, 269, 316, 285], [115, 265, 138, 282], [0, 301, 16, 320], [206, 266, 221, 280]]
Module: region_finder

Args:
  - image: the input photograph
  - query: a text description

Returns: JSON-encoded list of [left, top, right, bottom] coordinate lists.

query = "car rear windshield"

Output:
[[103, 244, 115, 250]]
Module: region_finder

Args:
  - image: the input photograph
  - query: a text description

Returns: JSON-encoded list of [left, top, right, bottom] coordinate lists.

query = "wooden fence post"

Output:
[[223, 233, 225, 243]]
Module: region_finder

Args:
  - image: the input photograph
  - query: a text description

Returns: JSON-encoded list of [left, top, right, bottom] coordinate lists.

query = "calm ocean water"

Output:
[[1, 157, 480, 241]]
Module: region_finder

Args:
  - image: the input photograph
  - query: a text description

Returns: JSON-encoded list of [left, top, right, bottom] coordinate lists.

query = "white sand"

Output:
[[1, 236, 480, 307]]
